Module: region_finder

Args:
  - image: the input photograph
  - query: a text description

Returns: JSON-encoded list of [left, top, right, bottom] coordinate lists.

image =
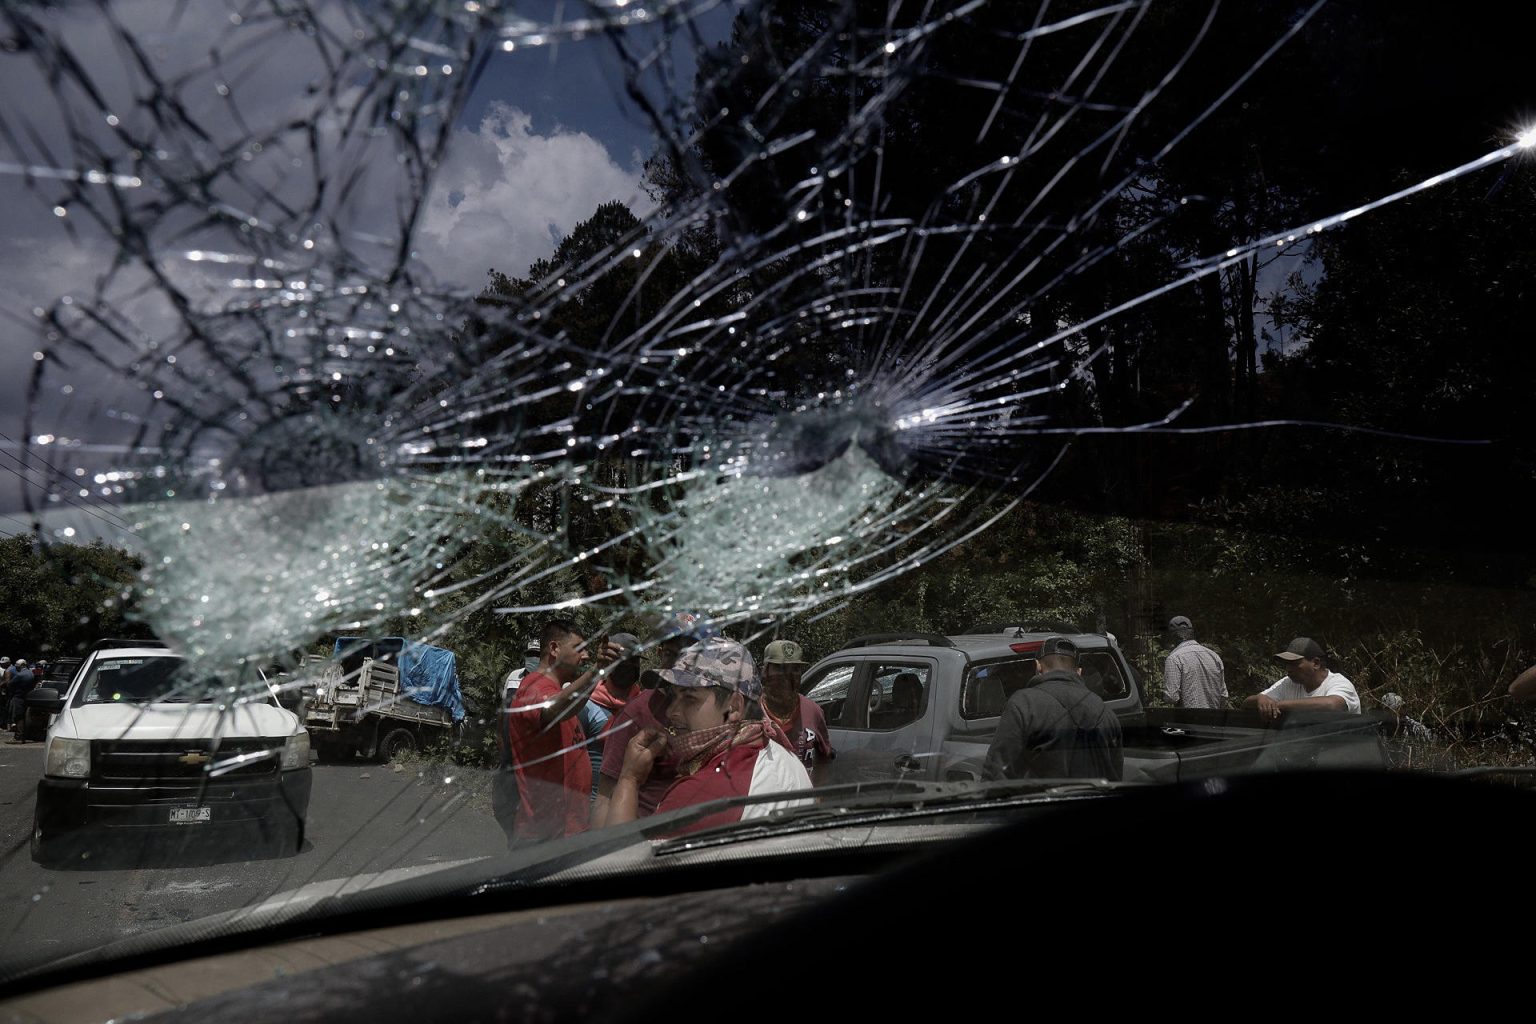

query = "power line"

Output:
[[0, 432, 138, 531], [0, 440, 139, 534], [0, 461, 142, 541], [0, 510, 35, 537]]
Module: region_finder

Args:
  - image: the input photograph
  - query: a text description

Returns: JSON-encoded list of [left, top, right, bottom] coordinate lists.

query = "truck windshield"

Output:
[[72, 657, 193, 706]]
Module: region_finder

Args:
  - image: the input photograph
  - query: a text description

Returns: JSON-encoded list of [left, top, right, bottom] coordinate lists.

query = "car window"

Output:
[[803, 664, 856, 727], [861, 664, 931, 731], [1079, 653, 1127, 701], [962, 659, 1038, 719]]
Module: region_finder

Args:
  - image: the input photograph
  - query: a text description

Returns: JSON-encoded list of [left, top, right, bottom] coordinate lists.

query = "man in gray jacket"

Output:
[[982, 637, 1123, 781], [1162, 615, 1228, 709]]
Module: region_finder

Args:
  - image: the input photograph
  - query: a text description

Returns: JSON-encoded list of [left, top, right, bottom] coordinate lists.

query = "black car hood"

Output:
[[7, 770, 1535, 1023]]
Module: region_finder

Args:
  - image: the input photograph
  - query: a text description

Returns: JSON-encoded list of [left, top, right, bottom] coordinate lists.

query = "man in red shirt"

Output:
[[759, 639, 835, 782], [608, 637, 813, 836], [587, 632, 641, 716], [590, 614, 717, 828], [503, 618, 608, 846]]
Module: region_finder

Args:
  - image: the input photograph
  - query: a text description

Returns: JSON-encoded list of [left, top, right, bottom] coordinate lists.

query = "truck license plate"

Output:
[[170, 806, 211, 825]]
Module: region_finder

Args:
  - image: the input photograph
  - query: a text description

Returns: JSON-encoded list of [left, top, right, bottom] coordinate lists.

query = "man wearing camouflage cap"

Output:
[[591, 613, 720, 828], [608, 637, 812, 835], [760, 639, 835, 780]]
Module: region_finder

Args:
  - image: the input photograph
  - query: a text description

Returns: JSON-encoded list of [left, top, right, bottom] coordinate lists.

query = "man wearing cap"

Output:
[[588, 633, 642, 716], [1379, 692, 1435, 741], [590, 614, 718, 828], [6, 660, 36, 733], [607, 637, 812, 836], [1243, 637, 1360, 718], [1162, 616, 1228, 709], [982, 636, 1124, 781], [760, 639, 835, 781], [502, 639, 542, 699], [574, 633, 642, 800]]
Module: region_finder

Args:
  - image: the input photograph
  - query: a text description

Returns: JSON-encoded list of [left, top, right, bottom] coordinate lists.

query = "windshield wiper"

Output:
[[647, 777, 1134, 855]]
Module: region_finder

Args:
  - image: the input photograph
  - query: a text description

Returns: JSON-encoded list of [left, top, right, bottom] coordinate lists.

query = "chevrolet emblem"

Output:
[[178, 751, 211, 766]]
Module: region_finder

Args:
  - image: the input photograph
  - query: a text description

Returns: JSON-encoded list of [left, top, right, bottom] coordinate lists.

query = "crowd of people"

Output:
[[493, 615, 835, 847], [492, 610, 1536, 845], [1, 656, 49, 737]]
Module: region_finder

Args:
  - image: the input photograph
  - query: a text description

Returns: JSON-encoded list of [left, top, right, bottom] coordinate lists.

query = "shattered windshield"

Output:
[[1, 0, 1534, 986]]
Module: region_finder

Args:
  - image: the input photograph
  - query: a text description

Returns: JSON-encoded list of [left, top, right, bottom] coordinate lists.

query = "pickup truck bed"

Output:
[[944, 707, 1385, 784]]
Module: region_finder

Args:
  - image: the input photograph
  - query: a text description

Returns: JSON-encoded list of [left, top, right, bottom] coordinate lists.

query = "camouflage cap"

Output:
[[656, 637, 761, 701]]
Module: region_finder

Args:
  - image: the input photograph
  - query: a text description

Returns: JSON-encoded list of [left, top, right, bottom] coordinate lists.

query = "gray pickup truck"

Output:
[[799, 629, 1386, 785]]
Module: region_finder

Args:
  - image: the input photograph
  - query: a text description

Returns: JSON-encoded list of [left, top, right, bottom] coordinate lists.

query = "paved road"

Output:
[[0, 742, 507, 970]]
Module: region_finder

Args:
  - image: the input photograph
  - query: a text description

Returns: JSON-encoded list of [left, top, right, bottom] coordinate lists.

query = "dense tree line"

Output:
[[0, 536, 146, 659]]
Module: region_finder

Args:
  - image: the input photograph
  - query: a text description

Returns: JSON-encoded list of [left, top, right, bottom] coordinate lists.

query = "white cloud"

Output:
[[413, 103, 653, 291]]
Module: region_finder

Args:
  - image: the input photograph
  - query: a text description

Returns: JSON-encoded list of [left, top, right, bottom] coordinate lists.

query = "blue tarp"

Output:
[[333, 637, 465, 722]]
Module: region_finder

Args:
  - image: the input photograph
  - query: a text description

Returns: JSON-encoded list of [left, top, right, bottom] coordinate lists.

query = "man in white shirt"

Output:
[[503, 639, 542, 698], [1242, 637, 1360, 719]]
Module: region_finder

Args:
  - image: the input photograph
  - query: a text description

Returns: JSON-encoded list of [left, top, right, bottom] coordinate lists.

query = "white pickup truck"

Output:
[[29, 639, 312, 865]]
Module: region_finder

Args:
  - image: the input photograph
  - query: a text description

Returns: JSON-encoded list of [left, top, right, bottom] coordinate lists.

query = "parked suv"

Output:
[[30, 639, 312, 864]]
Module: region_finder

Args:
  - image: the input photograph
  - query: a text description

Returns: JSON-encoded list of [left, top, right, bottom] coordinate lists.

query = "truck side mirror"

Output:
[[26, 688, 65, 715]]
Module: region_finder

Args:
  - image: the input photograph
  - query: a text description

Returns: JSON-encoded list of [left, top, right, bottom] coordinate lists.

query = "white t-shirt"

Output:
[[1262, 671, 1360, 714], [739, 740, 815, 820]]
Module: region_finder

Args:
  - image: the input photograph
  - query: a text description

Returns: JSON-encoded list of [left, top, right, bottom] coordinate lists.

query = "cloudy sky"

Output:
[[0, 2, 729, 527]]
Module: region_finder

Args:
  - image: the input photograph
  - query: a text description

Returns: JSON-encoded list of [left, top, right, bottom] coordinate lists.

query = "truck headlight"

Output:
[[45, 737, 91, 779], [280, 731, 310, 770]]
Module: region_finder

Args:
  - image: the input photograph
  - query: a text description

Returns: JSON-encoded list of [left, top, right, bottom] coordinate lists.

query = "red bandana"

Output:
[[669, 719, 792, 776]]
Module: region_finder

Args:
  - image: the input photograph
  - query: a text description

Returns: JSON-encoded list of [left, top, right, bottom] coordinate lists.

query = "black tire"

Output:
[[378, 726, 417, 761], [313, 739, 344, 763]]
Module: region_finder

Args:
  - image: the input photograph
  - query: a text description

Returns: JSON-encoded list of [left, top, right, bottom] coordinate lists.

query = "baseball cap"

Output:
[[1274, 637, 1326, 662], [1168, 615, 1193, 631], [523, 638, 541, 655], [763, 639, 808, 666], [14, 659, 27, 668], [655, 637, 761, 701], [1037, 636, 1079, 661], [608, 632, 640, 656], [0, 657, 10, 667]]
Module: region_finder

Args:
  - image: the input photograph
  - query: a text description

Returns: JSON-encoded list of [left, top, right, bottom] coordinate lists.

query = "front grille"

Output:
[[91, 739, 282, 783]]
